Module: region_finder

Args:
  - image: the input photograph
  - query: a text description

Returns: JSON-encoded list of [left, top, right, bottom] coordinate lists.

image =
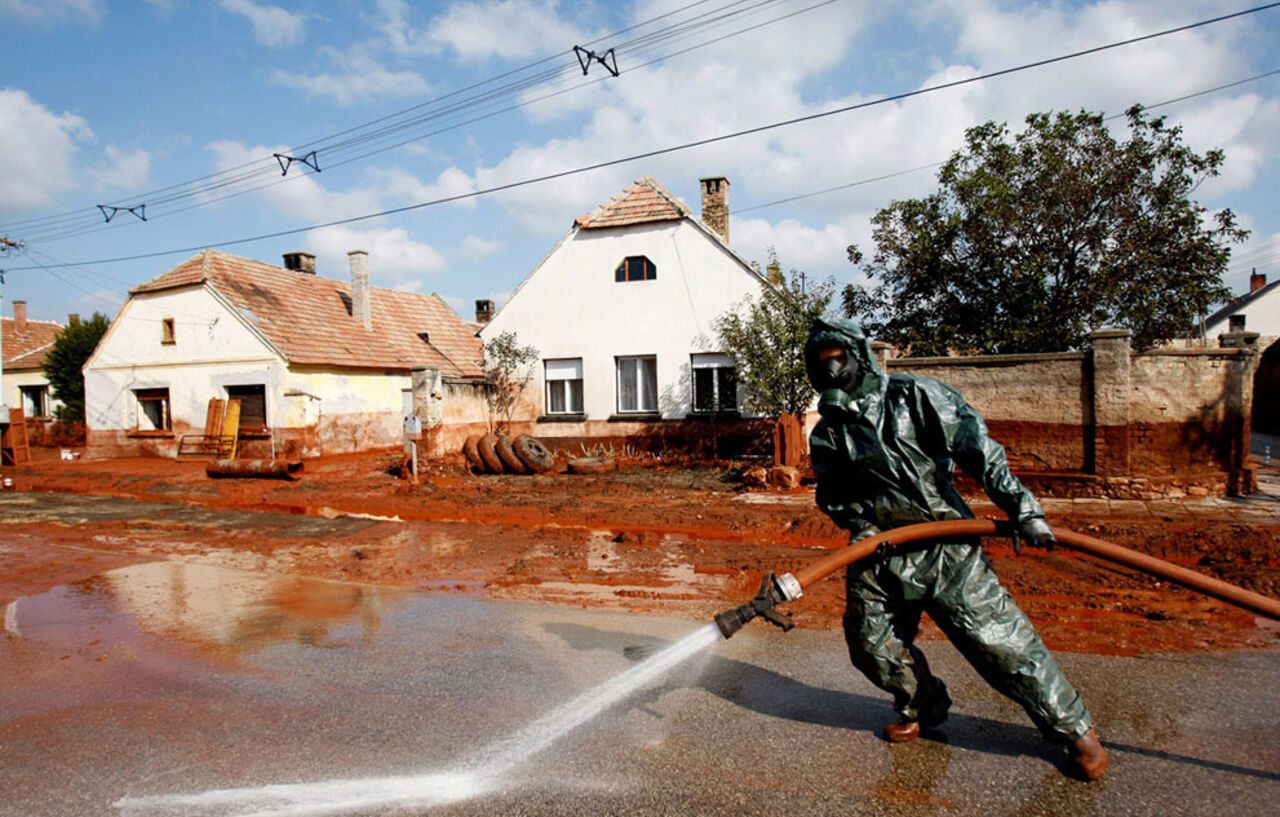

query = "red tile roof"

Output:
[[576, 177, 690, 229], [131, 250, 483, 377], [3, 316, 62, 372]]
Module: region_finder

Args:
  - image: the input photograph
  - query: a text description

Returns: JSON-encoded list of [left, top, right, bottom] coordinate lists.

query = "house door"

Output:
[[226, 384, 267, 433]]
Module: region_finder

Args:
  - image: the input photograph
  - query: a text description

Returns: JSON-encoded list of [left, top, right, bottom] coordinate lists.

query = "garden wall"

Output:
[[879, 329, 1258, 498]]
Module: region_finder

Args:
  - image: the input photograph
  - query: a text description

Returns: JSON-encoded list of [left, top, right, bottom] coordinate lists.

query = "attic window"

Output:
[[1229, 315, 1246, 332], [615, 255, 656, 282], [162, 318, 175, 345]]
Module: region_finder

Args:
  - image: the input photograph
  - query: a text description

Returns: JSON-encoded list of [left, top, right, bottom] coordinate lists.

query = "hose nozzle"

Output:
[[714, 572, 803, 639]]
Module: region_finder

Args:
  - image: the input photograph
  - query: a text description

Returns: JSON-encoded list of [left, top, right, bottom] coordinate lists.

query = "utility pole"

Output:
[[0, 237, 22, 426]]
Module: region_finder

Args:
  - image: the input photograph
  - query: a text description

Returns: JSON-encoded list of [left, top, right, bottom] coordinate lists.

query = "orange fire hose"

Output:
[[790, 519, 1280, 621]]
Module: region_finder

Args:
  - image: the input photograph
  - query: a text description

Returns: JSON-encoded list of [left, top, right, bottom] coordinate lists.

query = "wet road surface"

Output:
[[3, 548, 1278, 816]]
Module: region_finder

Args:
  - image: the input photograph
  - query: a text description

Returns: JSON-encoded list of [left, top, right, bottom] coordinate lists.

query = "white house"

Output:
[[84, 249, 486, 459], [1203, 270, 1280, 435], [2, 301, 63, 422], [1204, 271, 1280, 340], [479, 175, 770, 452]]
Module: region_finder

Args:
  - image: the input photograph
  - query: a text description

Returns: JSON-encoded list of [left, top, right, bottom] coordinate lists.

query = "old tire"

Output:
[[462, 435, 486, 473], [495, 435, 529, 474], [514, 435, 555, 473], [478, 433, 506, 474], [567, 456, 616, 475]]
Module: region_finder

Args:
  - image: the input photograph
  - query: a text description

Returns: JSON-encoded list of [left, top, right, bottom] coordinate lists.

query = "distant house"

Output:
[[84, 249, 486, 459], [1203, 270, 1280, 435], [1204, 271, 1280, 340], [2, 301, 63, 422], [479, 175, 770, 453]]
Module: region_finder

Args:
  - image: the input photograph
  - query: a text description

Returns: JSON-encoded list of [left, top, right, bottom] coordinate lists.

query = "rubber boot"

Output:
[[1069, 730, 1108, 781], [883, 682, 952, 743]]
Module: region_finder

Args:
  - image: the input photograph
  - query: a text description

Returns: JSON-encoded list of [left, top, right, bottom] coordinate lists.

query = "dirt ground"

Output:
[[3, 446, 1279, 657]]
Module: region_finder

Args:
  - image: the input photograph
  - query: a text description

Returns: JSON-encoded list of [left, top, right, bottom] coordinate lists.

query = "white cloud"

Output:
[[457, 234, 502, 261], [0, 0, 104, 25], [88, 145, 152, 191], [271, 47, 430, 104], [734, 214, 870, 281], [374, 166, 478, 207], [0, 89, 92, 213], [220, 0, 305, 47], [427, 0, 588, 61], [305, 225, 448, 285]]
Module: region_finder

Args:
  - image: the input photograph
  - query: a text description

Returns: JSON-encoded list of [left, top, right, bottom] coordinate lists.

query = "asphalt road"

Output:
[[2, 521, 1278, 816]]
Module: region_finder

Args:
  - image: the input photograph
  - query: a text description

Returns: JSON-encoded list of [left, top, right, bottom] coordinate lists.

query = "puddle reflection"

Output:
[[9, 561, 405, 657]]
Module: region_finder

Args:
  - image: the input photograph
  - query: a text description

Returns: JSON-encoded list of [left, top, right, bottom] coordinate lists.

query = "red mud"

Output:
[[2, 447, 1278, 657]]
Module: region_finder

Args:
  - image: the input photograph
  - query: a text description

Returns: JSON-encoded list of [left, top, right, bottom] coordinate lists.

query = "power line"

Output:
[[3, 0, 810, 243], [732, 67, 1280, 216], [8, 1, 1279, 271]]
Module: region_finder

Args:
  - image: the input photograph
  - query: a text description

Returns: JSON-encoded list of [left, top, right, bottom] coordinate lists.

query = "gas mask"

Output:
[[810, 344, 864, 421], [810, 345, 861, 394]]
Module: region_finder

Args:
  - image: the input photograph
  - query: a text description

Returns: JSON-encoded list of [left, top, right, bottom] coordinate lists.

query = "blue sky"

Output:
[[2, 0, 1278, 327]]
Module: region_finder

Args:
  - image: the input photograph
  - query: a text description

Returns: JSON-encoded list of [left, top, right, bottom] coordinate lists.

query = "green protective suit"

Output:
[[806, 317, 1093, 742]]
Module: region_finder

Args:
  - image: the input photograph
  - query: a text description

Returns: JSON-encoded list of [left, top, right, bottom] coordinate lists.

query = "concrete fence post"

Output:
[[870, 340, 893, 372], [1090, 329, 1132, 476], [411, 366, 444, 458]]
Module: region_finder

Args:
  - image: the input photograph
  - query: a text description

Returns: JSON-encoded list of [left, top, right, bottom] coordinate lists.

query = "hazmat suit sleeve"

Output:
[[810, 420, 878, 533], [920, 381, 1044, 524]]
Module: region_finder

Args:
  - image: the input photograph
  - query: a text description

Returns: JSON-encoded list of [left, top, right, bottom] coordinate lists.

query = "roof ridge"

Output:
[[575, 176, 690, 229]]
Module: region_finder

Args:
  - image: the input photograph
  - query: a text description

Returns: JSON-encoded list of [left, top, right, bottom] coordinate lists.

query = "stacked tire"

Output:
[[463, 433, 556, 474]]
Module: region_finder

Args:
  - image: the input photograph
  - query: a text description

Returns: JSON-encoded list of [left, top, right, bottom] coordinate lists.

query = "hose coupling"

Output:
[[714, 572, 799, 639]]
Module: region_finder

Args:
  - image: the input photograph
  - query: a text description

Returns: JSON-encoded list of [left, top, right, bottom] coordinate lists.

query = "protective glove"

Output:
[[1012, 517, 1056, 554]]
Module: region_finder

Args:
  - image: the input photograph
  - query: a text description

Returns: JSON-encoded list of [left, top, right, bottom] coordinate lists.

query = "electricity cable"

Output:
[[2, 0, 801, 238], [732, 67, 1280, 216], [7, 1, 1279, 270]]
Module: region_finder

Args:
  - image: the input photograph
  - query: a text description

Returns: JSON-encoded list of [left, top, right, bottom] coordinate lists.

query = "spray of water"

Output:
[[115, 623, 723, 816]]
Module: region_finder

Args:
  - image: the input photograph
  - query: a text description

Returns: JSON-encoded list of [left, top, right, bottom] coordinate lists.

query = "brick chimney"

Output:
[[700, 176, 729, 243], [348, 250, 372, 331], [68, 313, 80, 326], [1251, 269, 1267, 293], [283, 251, 316, 274], [766, 261, 783, 285], [12, 300, 27, 335], [475, 299, 494, 324]]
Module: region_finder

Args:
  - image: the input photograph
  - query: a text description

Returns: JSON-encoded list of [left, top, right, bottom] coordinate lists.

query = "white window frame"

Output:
[[134, 387, 171, 431], [544, 358, 584, 415], [616, 355, 658, 414], [691, 353, 737, 413]]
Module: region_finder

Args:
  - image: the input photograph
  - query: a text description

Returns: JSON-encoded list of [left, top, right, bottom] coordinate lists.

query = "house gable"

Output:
[[481, 177, 767, 422]]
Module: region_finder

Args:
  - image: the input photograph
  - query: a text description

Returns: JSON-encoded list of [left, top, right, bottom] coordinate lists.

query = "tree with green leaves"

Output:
[[844, 106, 1246, 355], [715, 259, 835, 421], [483, 330, 539, 432], [41, 312, 110, 423]]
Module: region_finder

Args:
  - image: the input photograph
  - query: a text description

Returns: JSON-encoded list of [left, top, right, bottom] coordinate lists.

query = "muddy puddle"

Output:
[[5, 560, 409, 664]]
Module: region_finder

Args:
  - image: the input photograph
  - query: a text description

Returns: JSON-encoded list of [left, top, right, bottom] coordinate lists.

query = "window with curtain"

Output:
[[544, 358, 584, 415], [616, 356, 657, 413]]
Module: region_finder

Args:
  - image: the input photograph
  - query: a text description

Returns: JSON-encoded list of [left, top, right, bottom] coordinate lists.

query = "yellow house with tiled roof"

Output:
[[84, 249, 487, 458]]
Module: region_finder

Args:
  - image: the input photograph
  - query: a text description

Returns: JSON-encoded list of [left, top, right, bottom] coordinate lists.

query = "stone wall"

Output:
[[881, 330, 1259, 497]]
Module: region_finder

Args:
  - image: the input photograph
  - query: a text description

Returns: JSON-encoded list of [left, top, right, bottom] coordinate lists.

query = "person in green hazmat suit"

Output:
[[805, 316, 1108, 781]]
